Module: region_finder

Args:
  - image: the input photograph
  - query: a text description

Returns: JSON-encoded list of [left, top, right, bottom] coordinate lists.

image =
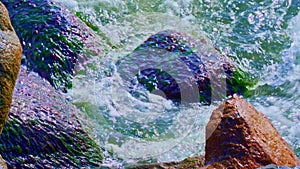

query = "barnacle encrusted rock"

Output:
[[205, 95, 300, 168]]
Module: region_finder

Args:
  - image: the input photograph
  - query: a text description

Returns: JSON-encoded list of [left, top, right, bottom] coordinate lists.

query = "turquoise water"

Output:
[[57, 0, 300, 167]]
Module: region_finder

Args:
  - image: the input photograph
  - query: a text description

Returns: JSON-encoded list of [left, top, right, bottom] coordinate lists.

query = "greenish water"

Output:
[[58, 0, 300, 167]]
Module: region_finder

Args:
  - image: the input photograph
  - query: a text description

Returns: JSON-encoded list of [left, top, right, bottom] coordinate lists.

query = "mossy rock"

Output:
[[2, 0, 105, 90], [118, 30, 256, 105], [0, 67, 103, 168]]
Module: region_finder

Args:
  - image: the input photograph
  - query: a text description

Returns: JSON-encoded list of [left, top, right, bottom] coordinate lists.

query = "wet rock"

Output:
[[128, 156, 205, 169], [118, 30, 253, 105], [0, 155, 7, 169], [0, 66, 103, 168], [0, 1, 22, 134], [129, 95, 299, 169], [205, 95, 300, 168], [2, 0, 106, 90]]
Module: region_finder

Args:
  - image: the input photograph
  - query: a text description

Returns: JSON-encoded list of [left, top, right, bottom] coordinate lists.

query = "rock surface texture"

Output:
[[2, 0, 105, 90], [0, 2, 22, 168], [0, 1, 22, 134], [132, 95, 299, 168], [128, 156, 205, 169], [118, 30, 251, 105], [205, 95, 300, 168], [0, 67, 103, 168]]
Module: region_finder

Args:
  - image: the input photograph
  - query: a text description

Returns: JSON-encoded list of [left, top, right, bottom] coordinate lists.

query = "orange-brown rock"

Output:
[[0, 2, 21, 169], [0, 2, 22, 134], [205, 94, 300, 168], [128, 156, 205, 169]]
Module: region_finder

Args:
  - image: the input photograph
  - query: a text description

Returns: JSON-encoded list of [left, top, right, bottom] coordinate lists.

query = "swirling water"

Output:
[[57, 0, 300, 167]]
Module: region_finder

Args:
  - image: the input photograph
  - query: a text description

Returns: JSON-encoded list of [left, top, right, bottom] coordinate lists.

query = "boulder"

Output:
[[127, 156, 205, 169], [0, 2, 22, 168], [130, 95, 299, 168], [0, 67, 103, 168], [117, 30, 253, 105], [2, 0, 106, 90], [205, 94, 300, 168], [0, 1, 22, 135]]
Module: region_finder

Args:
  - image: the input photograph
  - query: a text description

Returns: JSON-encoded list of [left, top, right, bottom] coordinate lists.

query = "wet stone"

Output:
[[118, 30, 248, 105], [2, 0, 105, 90], [205, 95, 300, 168], [0, 67, 104, 168]]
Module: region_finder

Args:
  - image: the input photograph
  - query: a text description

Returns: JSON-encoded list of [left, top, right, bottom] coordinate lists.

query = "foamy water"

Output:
[[57, 0, 300, 167]]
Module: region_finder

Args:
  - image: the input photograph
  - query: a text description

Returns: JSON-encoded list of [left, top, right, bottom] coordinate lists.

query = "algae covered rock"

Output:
[[0, 1, 22, 134], [205, 95, 300, 168], [0, 67, 103, 168], [118, 30, 253, 105], [2, 0, 105, 90]]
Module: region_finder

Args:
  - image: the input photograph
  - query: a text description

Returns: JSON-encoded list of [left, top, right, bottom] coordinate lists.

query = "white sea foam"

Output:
[[54, 0, 79, 10], [69, 0, 300, 166]]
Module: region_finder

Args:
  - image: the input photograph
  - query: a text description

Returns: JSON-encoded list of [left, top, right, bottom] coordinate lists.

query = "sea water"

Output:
[[57, 0, 300, 167]]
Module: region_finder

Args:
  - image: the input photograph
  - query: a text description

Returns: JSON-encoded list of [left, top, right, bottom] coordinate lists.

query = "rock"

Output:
[[0, 1, 22, 134], [0, 2, 22, 168], [0, 155, 7, 169], [205, 94, 300, 168], [0, 66, 103, 168], [129, 95, 299, 169], [2, 0, 106, 90], [117, 30, 253, 105], [128, 156, 205, 169]]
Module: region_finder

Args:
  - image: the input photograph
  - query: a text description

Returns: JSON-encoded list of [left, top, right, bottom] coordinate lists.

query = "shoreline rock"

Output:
[[130, 95, 299, 169], [205, 95, 300, 168], [117, 30, 254, 105], [128, 156, 205, 169], [0, 1, 22, 134], [2, 0, 106, 90], [0, 2, 22, 168], [0, 66, 103, 168]]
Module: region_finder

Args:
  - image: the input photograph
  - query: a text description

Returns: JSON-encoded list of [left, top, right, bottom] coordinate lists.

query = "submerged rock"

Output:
[[0, 67, 103, 168], [205, 95, 300, 168], [0, 1, 22, 134], [118, 30, 253, 105], [2, 0, 105, 90]]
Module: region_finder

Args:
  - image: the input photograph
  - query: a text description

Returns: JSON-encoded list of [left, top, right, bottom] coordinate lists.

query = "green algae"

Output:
[[75, 12, 99, 32], [229, 67, 258, 97]]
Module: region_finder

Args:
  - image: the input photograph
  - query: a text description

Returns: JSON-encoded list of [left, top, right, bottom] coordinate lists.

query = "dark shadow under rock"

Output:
[[0, 66, 103, 168]]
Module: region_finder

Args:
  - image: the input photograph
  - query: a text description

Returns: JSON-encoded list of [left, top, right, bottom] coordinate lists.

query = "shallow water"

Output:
[[57, 0, 300, 167]]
